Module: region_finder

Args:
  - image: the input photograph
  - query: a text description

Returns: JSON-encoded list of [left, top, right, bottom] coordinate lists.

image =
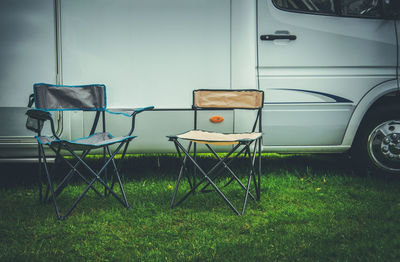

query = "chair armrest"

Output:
[[131, 106, 155, 116], [127, 106, 154, 135], [105, 106, 154, 136], [105, 106, 154, 117], [25, 109, 58, 137], [26, 109, 52, 121]]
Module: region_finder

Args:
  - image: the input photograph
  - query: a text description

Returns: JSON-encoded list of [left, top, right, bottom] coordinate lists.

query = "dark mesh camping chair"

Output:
[[168, 89, 264, 215], [26, 83, 154, 220]]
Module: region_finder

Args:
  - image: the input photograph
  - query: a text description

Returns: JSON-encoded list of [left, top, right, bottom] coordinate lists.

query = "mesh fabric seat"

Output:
[[26, 83, 154, 220], [168, 89, 264, 215], [37, 132, 136, 150], [176, 130, 262, 145]]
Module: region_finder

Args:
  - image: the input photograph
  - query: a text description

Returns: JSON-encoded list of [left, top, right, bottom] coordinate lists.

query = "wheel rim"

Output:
[[368, 120, 400, 173]]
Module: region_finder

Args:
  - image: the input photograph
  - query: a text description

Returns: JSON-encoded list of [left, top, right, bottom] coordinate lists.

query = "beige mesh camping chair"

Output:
[[168, 89, 264, 215]]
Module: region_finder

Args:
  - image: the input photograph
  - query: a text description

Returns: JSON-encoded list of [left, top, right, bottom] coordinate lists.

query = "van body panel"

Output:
[[61, 0, 231, 109], [0, 0, 56, 146], [262, 145, 350, 153], [257, 0, 397, 147], [342, 79, 399, 146], [231, 0, 257, 90], [259, 1, 397, 68], [262, 103, 354, 146], [0, 0, 399, 160]]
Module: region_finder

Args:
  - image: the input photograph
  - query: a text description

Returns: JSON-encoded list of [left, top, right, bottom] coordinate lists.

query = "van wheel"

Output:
[[352, 104, 400, 175]]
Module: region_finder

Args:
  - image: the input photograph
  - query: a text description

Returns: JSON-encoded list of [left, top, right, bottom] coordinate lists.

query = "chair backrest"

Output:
[[192, 89, 264, 132], [34, 83, 106, 111], [193, 89, 264, 109]]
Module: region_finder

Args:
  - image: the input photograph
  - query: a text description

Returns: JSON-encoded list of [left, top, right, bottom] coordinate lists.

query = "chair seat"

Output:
[[176, 130, 262, 145], [37, 132, 136, 150]]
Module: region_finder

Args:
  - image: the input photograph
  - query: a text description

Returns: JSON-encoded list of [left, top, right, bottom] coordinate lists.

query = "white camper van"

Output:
[[0, 0, 400, 174]]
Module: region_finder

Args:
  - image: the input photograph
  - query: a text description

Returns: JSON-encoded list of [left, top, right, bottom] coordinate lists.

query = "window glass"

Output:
[[273, 0, 383, 18], [341, 0, 381, 18], [272, 0, 336, 14]]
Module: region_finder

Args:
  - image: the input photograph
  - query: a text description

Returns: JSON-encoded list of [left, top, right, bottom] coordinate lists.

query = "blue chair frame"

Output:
[[26, 83, 153, 220]]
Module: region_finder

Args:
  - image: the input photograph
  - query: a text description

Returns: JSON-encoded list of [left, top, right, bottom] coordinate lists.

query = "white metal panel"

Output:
[[61, 0, 231, 109], [231, 0, 257, 90], [262, 145, 350, 153], [0, 0, 56, 139], [257, 0, 397, 147], [0, 0, 56, 107], [263, 104, 353, 146], [259, 1, 396, 69], [231, 0, 259, 134]]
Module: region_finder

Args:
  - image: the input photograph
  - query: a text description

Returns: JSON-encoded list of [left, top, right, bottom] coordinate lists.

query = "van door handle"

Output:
[[260, 34, 297, 41]]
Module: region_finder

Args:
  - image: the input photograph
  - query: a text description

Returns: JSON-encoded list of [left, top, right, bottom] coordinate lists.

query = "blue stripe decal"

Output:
[[269, 88, 353, 103]]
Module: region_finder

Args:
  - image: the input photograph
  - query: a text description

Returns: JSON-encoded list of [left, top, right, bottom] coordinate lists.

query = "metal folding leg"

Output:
[[170, 141, 195, 208], [170, 138, 260, 215], [47, 146, 103, 201], [202, 144, 256, 202], [108, 141, 130, 196], [39, 145, 61, 219], [39, 140, 131, 220]]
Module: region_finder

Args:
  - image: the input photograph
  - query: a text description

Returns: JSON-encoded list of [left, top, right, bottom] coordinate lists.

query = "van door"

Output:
[[257, 0, 397, 148]]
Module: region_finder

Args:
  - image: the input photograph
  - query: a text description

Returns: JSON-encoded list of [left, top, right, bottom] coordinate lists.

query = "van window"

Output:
[[341, 0, 381, 18], [272, 0, 383, 18], [272, 0, 335, 15]]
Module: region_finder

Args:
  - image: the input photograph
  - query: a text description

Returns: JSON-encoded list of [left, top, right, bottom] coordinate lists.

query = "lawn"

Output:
[[0, 154, 399, 261]]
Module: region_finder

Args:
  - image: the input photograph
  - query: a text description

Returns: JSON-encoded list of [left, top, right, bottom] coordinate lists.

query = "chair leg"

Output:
[[106, 145, 130, 208], [199, 146, 247, 193], [170, 138, 262, 215], [63, 143, 130, 208], [171, 141, 192, 208], [173, 140, 194, 186], [193, 142, 197, 193], [44, 145, 62, 202], [104, 147, 108, 197], [39, 145, 63, 220], [61, 143, 131, 217], [37, 143, 43, 202], [60, 155, 127, 219], [241, 166, 252, 215], [257, 138, 262, 201], [204, 144, 256, 201], [172, 139, 242, 215], [108, 140, 131, 194], [39, 141, 130, 220], [241, 144, 257, 215], [47, 146, 103, 199], [247, 139, 261, 202]]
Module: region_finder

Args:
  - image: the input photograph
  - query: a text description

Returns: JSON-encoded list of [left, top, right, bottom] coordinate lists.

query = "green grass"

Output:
[[0, 154, 400, 261]]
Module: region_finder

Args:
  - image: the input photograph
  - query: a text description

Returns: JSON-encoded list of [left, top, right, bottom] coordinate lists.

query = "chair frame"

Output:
[[26, 83, 153, 220], [168, 89, 264, 215]]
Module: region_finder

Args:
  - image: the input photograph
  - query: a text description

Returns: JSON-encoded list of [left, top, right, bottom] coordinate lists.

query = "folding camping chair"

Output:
[[26, 83, 154, 220], [168, 89, 264, 215]]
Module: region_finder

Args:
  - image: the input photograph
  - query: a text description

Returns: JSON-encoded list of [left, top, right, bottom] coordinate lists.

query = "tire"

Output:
[[352, 104, 400, 175]]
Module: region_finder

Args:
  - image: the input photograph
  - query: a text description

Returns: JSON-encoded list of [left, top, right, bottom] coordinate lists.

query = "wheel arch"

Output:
[[342, 79, 399, 147]]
